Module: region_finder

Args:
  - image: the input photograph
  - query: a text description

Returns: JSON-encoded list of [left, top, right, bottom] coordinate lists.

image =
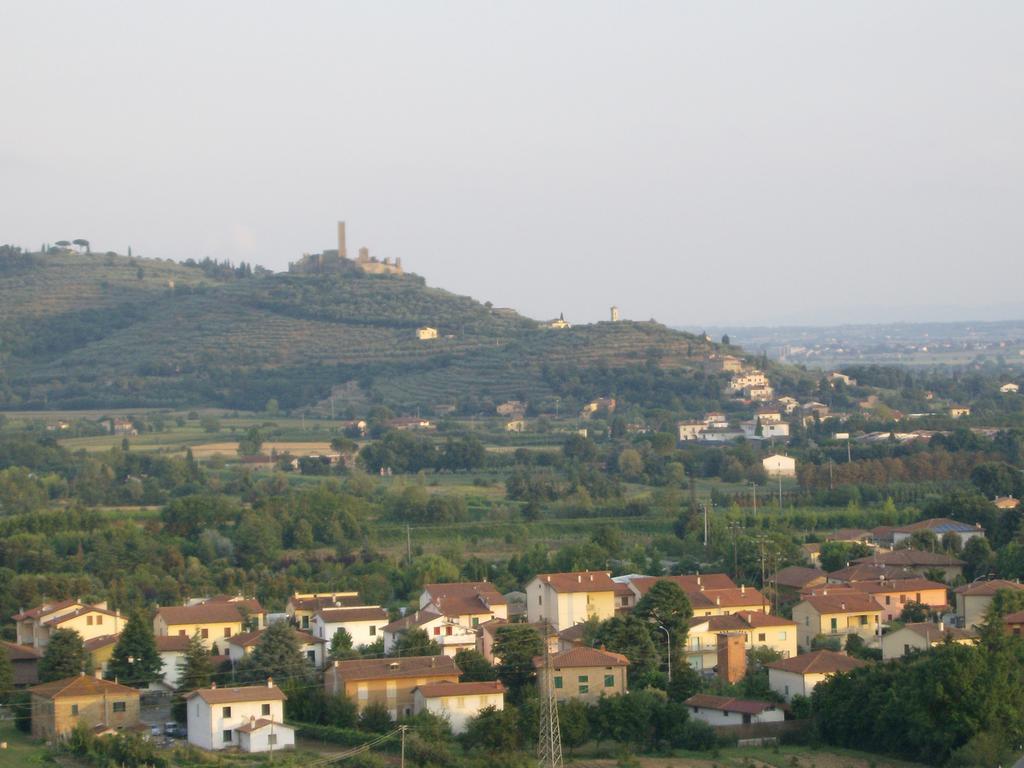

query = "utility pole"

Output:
[[778, 473, 783, 509], [847, 437, 852, 463], [757, 535, 768, 612], [828, 458, 834, 491], [400, 724, 407, 768], [406, 524, 412, 565], [750, 482, 757, 517], [727, 521, 741, 580], [537, 628, 564, 768], [702, 504, 709, 548]]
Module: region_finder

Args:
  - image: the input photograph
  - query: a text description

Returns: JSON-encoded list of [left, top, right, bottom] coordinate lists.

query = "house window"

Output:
[[307, 650, 316, 663], [446, 626, 453, 636], [778, 631, 787, 641], [885, 596, 891, 605], [859, 616, 868, 626], [472, 617, 479, 627], [112, 701, 126, 713], [224, 628, 231, 637], [578, 675, 588, 684], [179, 630, 187, 637], [830, 618, 837, 633], [904, 644, 911, 656], [223, 706, 232, 717], [579, 684, 589, 694], [784, 684, 790, 695], [71, 704, 79, 716], [916, 593, 921, 603], [554, 676, 563, 689], [97, 615, 103, 625], [456, 697, 465, 708], [87, 616, 94, 626], [433, 627, 440, 635], [369, 626, 376, 636], [223, 730, 233, 743], [267, 735, 277, 746], [201, 628, 209, 639], [758, 633, 766, 642], [538, 595, 542, 605], [262, 704, 271, 716], [604, 674, 615, 688], [302, 616, 309, 628]]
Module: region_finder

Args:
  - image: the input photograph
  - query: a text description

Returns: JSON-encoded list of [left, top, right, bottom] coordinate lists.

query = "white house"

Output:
[[1000, 383, 1019, 394], [761, 422, 790, 440], [382, 608, 478, 657], [412, 680, 505, 734], [880, 622, 978, 660], [891, 518, 985, 548], [763, 454, 796, 478], [677, 422, 705, 442], [311, 606, 389, 650], [155, 635, 191, 691], [683, 694, 784, 726], [765, 651, 867, 702], [185, 680, 294, 753]]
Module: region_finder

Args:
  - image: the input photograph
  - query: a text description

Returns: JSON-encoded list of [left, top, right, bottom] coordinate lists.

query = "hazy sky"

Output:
[[3, 2, 1023, 326]]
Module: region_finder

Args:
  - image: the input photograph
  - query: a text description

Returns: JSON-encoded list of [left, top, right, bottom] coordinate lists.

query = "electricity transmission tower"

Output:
[[537, 629, 563, 768]]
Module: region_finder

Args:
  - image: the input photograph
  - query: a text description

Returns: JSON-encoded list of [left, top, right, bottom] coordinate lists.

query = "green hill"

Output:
[[0, 246, 782, 413]]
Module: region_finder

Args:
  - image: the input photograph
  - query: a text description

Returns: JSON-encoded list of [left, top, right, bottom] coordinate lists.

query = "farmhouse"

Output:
[[881, 622, 978, 660], [185, 681, 293, 753], [762, 454, 796, 478], [30, 673, 140, 741], [325, 655, 460, 720], [412, 680, 505, 734], [534, 647, 628, 704], [684, 694, 784, 726], [766, 650, 867, 701]]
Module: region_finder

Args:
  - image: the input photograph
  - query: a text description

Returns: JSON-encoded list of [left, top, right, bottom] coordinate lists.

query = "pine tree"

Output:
[[106, 610, 163, 687], [177, 633, 214, 692], [328, 628, 357, 662], [0, 646, 14, 703], [38, 628, 86, 682], [242, 621, 309, 683]]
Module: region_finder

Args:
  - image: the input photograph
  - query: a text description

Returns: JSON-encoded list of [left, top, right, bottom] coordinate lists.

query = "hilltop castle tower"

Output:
[[610, 306, 620, 322], [337, 221, 347, 259]]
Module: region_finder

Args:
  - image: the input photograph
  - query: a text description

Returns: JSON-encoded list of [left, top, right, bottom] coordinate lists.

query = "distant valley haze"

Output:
[[2, 1, 1023, 327]]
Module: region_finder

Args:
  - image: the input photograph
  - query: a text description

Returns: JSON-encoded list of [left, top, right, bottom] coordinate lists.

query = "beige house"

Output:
[[82, 634, 120, 676], [792, 593, 882, 650], [954, 579, 1024, 628], [383, 608, 477, 657], [526, 571, 616, 633], [185, 681, 293, 753], [325, 655, 460, 720], [30, 673, 140, 741], [412, 680, 505, 734], [624, 574, 766, 618], [416, 327, 438, 340], [421, 582, 508, 627], [685, 611, 797, 672], [0, 640, 41, 687], [852, 550, 965, 582], [891, 517, 985, 548], [949, 406, 971, 418], [881, 622, 978, 660], [154, 603, 246, 651], [13, 601, 125, 650], [311, 606, 388, 650], [477, 619, 558, 664], [766, 650, 867, 701], [534, 647, 628, 704], [762, 454, 796, 478]]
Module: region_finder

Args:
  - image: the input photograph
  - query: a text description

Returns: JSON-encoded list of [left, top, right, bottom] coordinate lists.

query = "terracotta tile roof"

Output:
[[331, 655, 460, 681], [954, 579, 1024, 596], [431, 596, 498, 617], [186, 684, 287, 704], [1003, 610, 1024, 624], [43, 605, 120, 626], [196, 596, 265, 615], [532, 571, 617, 593], [415, 681, 505, 698], [826, 529, 872, 542], [799, 593, 882, 614], [290, 594, 367, 611], [0, 640, 42, 661], [684, 693, 780, 715], [30, 674, 141, 700], [558, 624, 589, 643], [383, 608, 444, 633], [690, 587, 765, 609], [533, 647, 629, 669], [735, 611, 797, 628], [154, 635, 192, 652], [82, 633, 120, 652], [228, 628, 323, 648], [900, 623, 978, 643], [235, 718, 290, 734], [854, 550, 965, 568], [628, 574, 737, 597], [156, 603, 244, 625], [424, 582, 507, 606], [12, 599, 81, 622], [689, 611, 795, 632], [315, 607, 389, 624], [894, 518, 982, 535], [850, 578, 947, 595], [774, 566, 827, 589], [828, 564, 916, 583], [765, 650, 868, 675]]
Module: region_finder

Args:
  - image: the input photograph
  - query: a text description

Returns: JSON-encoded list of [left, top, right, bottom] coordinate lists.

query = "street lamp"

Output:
[[656, 625, 671, 683]]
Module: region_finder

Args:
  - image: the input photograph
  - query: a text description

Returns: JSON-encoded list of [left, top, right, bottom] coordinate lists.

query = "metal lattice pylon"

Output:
[[537, 628, 563, 768]]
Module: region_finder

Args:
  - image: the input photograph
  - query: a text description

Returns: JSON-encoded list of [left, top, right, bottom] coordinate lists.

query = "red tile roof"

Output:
[[690, 587, 766, 609], [155, 635, 192, 652], [156, 603, 244, 625], [954, 579, 1024, 596], [899, 623, 978, 643], [799, 593, 882, 614], [415, 681, 505, 698], [290, 594, 366, 611], [30, 674, 140, 700], [684, 693, 780, 715], [1003, 610, 1024, 624], [533, 571, 617, 593], [765, 650, 868, 675], [315, 607, 389, 624], [850, 578, 947, 595], [0, 640, 42, 661], [424, 582, 507, 606], [332, 655, 460, 681], [236, 718, 289, 733], [82, 633, 120, 652], [12, 599, 81, 622], [186, 683, 286, 705], [533, 647, 629, 669], [628, 574, 737, 597], [827, 563, 916, 583], [43, 605, 120, 626], [774, 567, 827, 589], [854, 551, 965, 568], [228, 628, 323, 648]]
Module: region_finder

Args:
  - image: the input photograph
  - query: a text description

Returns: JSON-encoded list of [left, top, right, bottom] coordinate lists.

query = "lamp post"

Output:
[[750, 482, 757, 517], [657, 625, 671, 683]]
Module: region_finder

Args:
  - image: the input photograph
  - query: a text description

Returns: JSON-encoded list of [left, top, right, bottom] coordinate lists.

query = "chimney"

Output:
[[841, 602, 846, 610], [211, 681, 217, 689], [741, 585, 746, 595], [577, 575, 581, 583], [700, 585, 705, 592], [716, 596, 721, 606], [267, 677, 273, 688], [337, 221, 347, 259], [939, 620, 944, 631], [696, 576, 702, 586]]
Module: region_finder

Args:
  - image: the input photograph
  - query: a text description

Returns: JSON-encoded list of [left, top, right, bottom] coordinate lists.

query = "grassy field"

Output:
[[563, 745, 931, 768], [0, 721, 49, 768]]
